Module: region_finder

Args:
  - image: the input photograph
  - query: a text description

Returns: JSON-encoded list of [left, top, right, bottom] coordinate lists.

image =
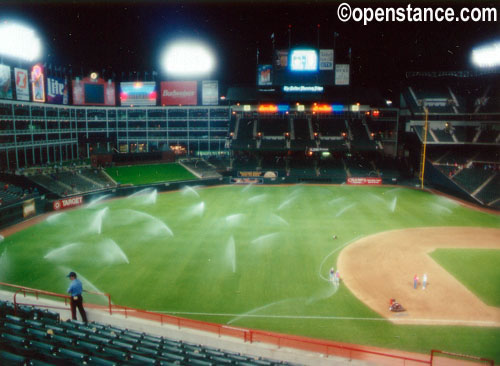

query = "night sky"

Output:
[[2, 0, 499, 92]]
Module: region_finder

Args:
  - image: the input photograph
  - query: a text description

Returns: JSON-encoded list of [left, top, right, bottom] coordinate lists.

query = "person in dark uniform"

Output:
[[67, 271, 88, 323]]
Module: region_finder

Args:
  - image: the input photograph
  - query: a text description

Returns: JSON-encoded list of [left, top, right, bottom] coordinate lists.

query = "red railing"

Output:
[[430, 350, 494, 366], [0, 282, 112, 317], [0, 282, 441, 365]]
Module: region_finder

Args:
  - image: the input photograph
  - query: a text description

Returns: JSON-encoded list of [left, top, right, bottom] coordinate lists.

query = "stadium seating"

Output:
[[28, 168, 115, 196], [0, 182, 33, 206], [0, 299, 294, 365]]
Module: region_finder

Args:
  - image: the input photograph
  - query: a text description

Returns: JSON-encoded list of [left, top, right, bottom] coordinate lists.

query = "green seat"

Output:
[[86, 355, 118, 366], [0, 350, 26, 363]]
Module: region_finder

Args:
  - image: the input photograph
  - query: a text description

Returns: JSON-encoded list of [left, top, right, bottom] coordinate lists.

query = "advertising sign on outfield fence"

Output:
[[346, 177, 382, 185], [53, 196, 83, 211]]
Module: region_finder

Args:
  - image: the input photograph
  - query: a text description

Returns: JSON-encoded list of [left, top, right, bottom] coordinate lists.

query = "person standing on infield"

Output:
[[67, 271, 88, 323]]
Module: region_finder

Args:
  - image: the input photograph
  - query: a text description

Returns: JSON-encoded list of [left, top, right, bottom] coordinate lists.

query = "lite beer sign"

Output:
[[47, 77, 68, 104]]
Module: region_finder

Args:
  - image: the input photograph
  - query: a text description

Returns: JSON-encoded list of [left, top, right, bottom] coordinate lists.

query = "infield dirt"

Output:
[[338, 227, 500, 326]]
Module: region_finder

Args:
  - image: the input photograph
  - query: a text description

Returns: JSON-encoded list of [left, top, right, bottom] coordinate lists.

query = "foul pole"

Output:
[[419, 106, 429, 189]]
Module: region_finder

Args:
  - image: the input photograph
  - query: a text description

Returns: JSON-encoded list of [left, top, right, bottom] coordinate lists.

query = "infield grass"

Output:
[[105, 163, 196, 185], [1, 185, 499, 361], [430, 249, 500, 307]]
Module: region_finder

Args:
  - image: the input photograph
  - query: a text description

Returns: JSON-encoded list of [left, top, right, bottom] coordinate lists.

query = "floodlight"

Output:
[[161, 41, 215, 76], [471, 41, 500, 68], [0, 22, 42, 62]]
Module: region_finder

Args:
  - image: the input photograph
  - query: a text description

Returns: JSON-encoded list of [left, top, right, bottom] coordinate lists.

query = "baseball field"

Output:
[[0, 184, 499, 361]]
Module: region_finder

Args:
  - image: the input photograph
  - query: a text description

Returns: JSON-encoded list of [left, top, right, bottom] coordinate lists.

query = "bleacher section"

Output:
[[314, 119, 345, 137], [232, 118, 256, 150], [29, 168, 115, 197], [345, 155, 377, 177], [452, 126, 478, 143], [405, 84, 457, 114], [431, 128, 454, 143], [348, 119, 375, 150], [179, 159, 221, 178], [291, 118, 311, 150], [0, 299, 294, 366], [79, 169, 117, 188], [475, 174, 500, 209], [0, 182, 34, 206], [476, 126, 500, 143], [258, 118, 288, 137], [453, 166, 496, 195]]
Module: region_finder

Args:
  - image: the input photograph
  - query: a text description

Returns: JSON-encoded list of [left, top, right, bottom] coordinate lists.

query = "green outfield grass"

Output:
[[430, 249, 500, 307], [105, 163, 197, 185], [1, 185, 499, 361]]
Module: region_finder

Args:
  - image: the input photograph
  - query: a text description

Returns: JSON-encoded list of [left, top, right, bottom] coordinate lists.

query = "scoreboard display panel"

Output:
[[271, 48, 337, 87]]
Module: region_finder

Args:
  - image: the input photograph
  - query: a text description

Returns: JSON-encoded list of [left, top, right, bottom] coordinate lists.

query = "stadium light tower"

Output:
[[471, 41, 500, 68], [161, 40, 215, 77], [0, 22, 42, 62]]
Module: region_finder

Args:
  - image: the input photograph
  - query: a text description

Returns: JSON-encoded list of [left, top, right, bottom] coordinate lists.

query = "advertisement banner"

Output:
[[202, 80, 218, 106], [161, 81, 197, 106], [346, 177, 382, 185], [105, 82, 115, 106], [257, 64, 272, 86], [238, 171, 278, 178], [72, 79, 85, 105], [120, 81, 157, 106], [275, 50, 288, 69], [72, 77, 116, 106], [319, 49, 334, 70], [31, 64, 45, 102], [231, 177, 263, 185], [53, 196, 83, 211], [0, 64, 13, 100], [47, 77, 68, 104], [335, 64, 350, 86], [14, 68, 29, 101], [22, 199, 36, 218]]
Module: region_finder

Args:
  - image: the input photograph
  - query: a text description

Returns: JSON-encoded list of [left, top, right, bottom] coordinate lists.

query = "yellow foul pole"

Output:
[[419, 106, 429, 189]]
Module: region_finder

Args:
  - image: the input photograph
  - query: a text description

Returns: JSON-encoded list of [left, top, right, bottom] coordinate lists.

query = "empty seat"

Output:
[[43, 323, 65, 333], [118, 334, 139, 344], [4, 322, 25, 333], [205, 349, 225, 357], [1, 332, 27, 345], [111, 339, 135, 350], [188, 358, 213, 366], [138, 339, 161, 349], [86, 355, 118, 366], [29, 339, 57, 354], [210, 355, 233, 364], [25, 319, 44, 328], [27, 327, 50, 339], [52, 334, 74, 347], [0, 350, 26, 364], [5, 314, 23, 323], [160, 351, 185, 362], [129, 352, 157, 364], [162, 345, 184, 355], [58, 347, 87, 362], [89, 334, 111, 344], [100, 346, 129, 360], [75, 339, 101, 353], [135, 345, 158, 356], [67, 329, 87, 338]]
